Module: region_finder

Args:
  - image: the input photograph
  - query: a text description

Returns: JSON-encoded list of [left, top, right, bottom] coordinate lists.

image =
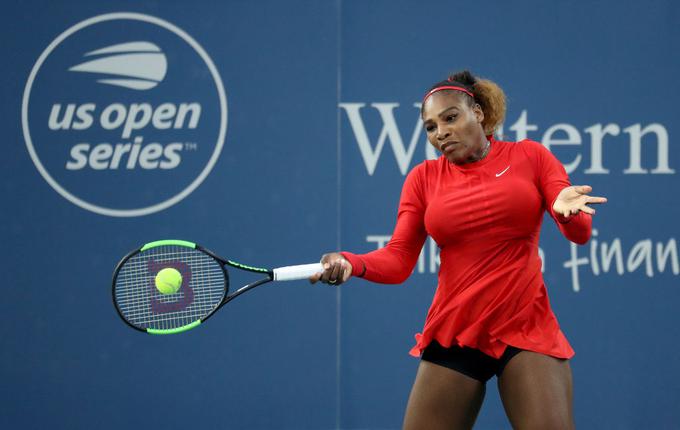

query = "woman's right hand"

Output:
[[309, 252, 353, 286]]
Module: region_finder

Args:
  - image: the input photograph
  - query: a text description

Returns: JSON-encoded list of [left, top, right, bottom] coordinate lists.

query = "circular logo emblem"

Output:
[[22, 12, 227, 217]]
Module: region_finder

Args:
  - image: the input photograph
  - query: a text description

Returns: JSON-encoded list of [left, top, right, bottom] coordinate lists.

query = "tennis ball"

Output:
[[155, 268, 182, 295]]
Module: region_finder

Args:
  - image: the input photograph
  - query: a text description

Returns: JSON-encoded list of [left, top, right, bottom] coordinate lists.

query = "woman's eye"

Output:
[[447, 115, 457, 122], [425, 125, 435, 132]]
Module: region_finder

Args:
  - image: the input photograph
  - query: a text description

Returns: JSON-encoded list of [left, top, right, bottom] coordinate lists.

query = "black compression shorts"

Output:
[[421, 340, 524, 382]]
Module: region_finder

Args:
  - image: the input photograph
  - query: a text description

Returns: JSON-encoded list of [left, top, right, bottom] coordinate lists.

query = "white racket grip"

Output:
[[273, 263, 323, 281]]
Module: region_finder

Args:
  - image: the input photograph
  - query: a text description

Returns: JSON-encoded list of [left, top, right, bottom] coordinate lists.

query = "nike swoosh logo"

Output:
[[496, 166, 510, 177]]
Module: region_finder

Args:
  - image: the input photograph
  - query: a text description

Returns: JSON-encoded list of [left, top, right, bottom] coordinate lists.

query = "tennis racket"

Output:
[[112, 239, 322, 335]]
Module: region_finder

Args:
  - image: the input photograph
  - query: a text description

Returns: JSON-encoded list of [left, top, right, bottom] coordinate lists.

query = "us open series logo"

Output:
[[22, 12, 227, 217]]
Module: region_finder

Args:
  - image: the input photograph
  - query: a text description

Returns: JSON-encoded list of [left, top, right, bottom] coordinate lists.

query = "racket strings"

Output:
[[114, 245, 227, 331]]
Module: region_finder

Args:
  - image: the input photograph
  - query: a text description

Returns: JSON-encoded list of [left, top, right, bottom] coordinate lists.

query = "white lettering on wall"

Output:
[[339, 103, 423, 175], [340, 104, 674, 176], [364, 229, 679, 293]]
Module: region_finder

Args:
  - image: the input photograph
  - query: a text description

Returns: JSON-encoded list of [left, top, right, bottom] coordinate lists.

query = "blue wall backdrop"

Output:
[[2, 1, 678, 429]]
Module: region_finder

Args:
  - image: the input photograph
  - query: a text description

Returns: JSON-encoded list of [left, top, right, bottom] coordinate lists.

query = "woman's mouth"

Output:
[[440, 141, 459, 153]]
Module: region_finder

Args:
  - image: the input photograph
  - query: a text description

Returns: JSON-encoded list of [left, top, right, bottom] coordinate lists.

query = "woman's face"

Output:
[[422, 91, 487, 164]]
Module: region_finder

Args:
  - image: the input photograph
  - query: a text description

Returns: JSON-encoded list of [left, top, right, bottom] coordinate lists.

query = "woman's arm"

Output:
[[311, 165, 429, 285], [526, 140, 606, 244], [341, 207, 427, 284], [550, 185, 607, 244]]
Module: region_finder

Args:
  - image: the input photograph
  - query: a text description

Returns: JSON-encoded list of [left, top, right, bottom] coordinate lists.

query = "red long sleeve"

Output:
[[526, 140, 592, 244], [341, 168, 427, 283]]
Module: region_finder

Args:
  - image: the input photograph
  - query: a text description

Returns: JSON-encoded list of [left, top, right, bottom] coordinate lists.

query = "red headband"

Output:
[[422, 85, 474, 103]]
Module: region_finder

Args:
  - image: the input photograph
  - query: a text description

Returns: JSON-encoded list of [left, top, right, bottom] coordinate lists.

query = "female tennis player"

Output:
[[310, 70, 606, 429]]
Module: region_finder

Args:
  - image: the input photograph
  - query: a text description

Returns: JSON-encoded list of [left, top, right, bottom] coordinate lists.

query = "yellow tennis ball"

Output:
[[155, 268, 182, 295]]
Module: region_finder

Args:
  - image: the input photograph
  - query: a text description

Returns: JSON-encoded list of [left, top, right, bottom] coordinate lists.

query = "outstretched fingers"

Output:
[[574, 185, 607, 215], [574, 185, 592, 195], [586, 195, 608, 205], [574, 185, 607, 203], [579, 204, 596, 215]]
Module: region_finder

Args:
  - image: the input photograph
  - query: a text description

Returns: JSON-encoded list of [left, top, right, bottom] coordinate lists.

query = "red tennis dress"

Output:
[[341, 137, 590, 360]]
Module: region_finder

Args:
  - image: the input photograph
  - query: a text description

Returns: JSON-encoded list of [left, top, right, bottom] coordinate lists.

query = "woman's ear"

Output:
[[473, 103, 484, 123]]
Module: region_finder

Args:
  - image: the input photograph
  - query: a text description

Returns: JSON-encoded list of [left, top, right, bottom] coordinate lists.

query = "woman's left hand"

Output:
[[552, 185, 607, 217]]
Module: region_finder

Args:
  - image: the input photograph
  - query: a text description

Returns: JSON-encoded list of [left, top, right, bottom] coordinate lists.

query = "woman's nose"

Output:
[[437, 129, 450, 141]]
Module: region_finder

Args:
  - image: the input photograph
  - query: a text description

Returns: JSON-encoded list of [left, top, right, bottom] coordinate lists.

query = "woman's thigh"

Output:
[[402, 360, 486, 430], [497, 351, 574, 430]]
